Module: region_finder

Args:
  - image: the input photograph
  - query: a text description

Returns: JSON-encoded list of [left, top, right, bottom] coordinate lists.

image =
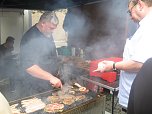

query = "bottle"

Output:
[[80, 49, 84, 58], [71, 47, 75, 56]]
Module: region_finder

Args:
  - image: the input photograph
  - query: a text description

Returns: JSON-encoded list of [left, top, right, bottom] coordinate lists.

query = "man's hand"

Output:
[[93, 62, 106, 72], [49, 76, 62, 88], [94, 60, 114, 72], [102, 60, 114, 72]]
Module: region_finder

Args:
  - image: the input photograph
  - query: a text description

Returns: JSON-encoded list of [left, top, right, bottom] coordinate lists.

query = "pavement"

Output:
[[103, 89, 127, 114]]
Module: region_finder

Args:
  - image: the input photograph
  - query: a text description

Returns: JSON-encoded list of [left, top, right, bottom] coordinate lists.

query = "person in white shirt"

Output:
[[95, 0, 152, 110], [0, 92, 12, 114]]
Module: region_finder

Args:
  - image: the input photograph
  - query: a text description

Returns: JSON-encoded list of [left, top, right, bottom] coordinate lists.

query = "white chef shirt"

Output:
[[118, 11, 152, 108], [0, 92, 12, 114]]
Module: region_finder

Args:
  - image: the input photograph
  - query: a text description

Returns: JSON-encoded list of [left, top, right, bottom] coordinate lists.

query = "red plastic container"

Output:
[[89, 57, 122, 82]]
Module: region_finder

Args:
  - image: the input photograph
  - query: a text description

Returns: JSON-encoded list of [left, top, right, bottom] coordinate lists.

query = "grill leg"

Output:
[[111, 91, 115, 114]]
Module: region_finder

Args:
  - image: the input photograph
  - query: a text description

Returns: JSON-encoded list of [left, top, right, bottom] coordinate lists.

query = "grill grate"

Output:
[[10, 90, 105, 114]]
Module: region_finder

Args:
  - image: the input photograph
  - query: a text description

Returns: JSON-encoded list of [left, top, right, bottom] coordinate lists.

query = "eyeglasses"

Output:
[[127, 2, 138, 16]]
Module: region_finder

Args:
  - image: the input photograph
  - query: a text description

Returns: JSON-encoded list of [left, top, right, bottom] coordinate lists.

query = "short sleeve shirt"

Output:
[[118, 11, 152, 108], [20, 25, 58, 75], [19, 25, 58, 94]]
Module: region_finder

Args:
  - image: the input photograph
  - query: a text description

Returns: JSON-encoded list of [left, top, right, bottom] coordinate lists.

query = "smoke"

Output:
[[63, 7, 92, 48], [59, 61, 86, 84], [83, 0, 129, 59], [61, 0, 130, 60]]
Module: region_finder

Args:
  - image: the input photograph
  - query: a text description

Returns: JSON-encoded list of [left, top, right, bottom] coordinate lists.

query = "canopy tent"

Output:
[[0, 0, 104, 10]]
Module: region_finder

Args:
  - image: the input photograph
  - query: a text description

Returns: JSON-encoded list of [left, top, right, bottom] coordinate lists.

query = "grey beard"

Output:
[[46, 34, 51, 38], [44, 33, 52, 38]]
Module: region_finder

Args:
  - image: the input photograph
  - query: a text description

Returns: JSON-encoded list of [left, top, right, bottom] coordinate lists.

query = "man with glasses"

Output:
[[127, 1, 137, 17], [95, 0, 152, 112], [127, 0, 152, 113]]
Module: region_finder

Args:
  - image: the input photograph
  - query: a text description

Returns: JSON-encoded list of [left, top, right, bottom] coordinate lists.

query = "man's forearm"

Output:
[[115, 60, 143, 72], [26, 64, 54, 81], [26, 64, 62, 88]]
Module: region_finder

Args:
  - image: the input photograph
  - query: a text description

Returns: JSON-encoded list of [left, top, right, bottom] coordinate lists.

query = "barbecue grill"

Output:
[[10, 85, 105, 114], [9, 59, 106, 114]]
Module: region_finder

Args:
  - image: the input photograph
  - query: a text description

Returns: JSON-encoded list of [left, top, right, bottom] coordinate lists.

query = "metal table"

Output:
[[80, 75, 119, 114]]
